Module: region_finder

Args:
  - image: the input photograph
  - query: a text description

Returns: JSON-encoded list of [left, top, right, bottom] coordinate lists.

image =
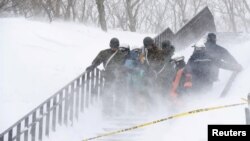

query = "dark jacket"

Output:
[[143, 46, 165, 74], [185, 48, 217, 83], [204, 41, 241, 80], [90, 48, 129, 83], [186, 42, 241, 85], [162, 45, 175, 62], [92, 48, 129, 68]]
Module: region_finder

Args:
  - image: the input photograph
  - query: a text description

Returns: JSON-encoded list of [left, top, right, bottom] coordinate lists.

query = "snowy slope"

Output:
[[1, 18, 250, 141], [0, 18, 151, 132]]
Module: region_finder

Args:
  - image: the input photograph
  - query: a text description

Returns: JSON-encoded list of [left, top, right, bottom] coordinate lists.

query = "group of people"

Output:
[[86, 33, 242, 114]]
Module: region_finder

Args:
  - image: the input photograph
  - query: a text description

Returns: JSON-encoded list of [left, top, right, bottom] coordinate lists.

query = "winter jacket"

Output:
[[142, 46, 165, 76], [205, 41, 241, 80], [89, 47, 129, 83]]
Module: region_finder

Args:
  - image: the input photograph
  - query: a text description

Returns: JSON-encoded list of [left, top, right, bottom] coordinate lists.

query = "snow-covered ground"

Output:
[[1, 18, 250, 141], [0, 18, 150, 132]]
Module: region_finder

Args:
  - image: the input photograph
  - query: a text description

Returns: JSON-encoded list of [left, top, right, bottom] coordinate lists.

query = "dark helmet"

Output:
[[207, 33, 216, 43], [162, 40, 171, 48], [143, 37, 154, 47], [110, 38, 120, 48]]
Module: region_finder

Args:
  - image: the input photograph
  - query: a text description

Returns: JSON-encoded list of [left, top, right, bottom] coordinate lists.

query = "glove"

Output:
[[184, 73, 192, 89], [86, 65, 95, 72]]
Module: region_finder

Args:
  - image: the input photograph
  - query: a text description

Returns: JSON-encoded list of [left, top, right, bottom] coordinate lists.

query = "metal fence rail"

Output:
[[245, 93, 250, 125], [0, 68, 104, 141]]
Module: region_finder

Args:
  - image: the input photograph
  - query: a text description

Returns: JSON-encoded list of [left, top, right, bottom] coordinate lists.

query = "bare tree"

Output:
[[222, 0, 237, 32], [191, 0, 204, 16], [176, 0, 188, 27], [54, 0, 61, 18], [79, 0, 87, 22], [124, 0, 142, 32], [235, 0, 249, 32], [41, 0, 54, 22], [64, 0, 76, 21], [105, 0, 128, 30], [1, 0, 249, 33], [243, 0, 250, 13], [96, 0, 107, 31]]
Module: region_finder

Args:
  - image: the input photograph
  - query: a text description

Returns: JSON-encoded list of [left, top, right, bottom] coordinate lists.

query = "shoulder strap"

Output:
[[144, 48, 150, 66], [104, 50, 119, 69], [158, 64, 166, 74]]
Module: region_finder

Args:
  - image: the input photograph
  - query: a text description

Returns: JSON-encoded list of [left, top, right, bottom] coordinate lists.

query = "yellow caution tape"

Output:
[[82, 102, 247, 141]]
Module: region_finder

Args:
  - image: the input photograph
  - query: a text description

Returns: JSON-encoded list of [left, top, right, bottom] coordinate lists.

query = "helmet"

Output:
[[110, 38, 120, 48], [207, 33, 216, 43], [207, 33, 216, 38], [162, 40, 171, 48], [143, 37, 154, 47]]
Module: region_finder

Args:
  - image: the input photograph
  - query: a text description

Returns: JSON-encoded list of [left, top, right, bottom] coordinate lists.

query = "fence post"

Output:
[[0, 135, 3, 141], [8, 129, 12, 141], [64, 88, 69, 126], [52, 96, 57, 132], [90, 70, 95, 104], [24, 117, 29, 141], [86, 71, 90, 108], [95, 69, 100, 101], [80, 74, 86, 113], [45, 101, 51, 136], [75, 78, 80, 120], [31, 111, 36, 141], [99, 71, 104, 98], [16, 123, 21, 141], [58, 92, 63, 125], [245, 93, 250, 125], [69, 83, 74, 125], [38, 106, 43, 141]]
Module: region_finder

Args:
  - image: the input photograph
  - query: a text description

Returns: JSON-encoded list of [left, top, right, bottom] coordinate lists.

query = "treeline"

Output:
[[0, 0, 249, 33]]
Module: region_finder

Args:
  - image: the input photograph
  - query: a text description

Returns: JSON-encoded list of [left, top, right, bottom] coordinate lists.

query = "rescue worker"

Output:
[[183, 33, 242, 94], [156, 40, 176, 96], [86, 37, 129, 115]]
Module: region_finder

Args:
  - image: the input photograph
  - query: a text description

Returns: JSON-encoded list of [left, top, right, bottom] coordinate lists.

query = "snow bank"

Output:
[[0, 18, 151, 132]]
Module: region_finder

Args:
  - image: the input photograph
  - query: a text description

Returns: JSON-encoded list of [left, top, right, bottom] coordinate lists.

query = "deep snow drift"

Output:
[[1, 18, 250, 141]]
